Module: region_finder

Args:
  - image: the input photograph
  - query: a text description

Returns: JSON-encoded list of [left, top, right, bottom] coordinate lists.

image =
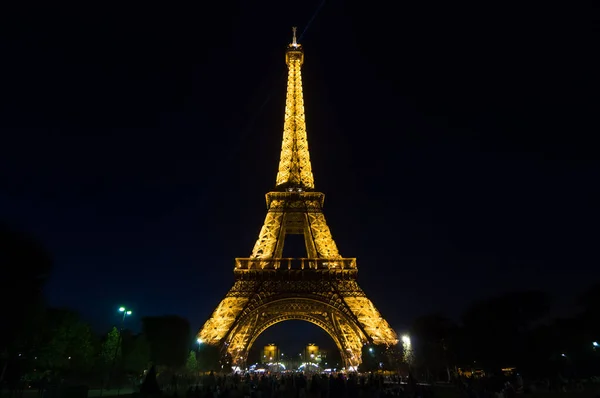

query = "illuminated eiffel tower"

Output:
[[198, 28, 397, 369]]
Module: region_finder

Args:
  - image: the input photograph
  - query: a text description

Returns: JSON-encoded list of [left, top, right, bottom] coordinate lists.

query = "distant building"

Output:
[[263, 344, 279, 363], [304, 343, 326, 364]]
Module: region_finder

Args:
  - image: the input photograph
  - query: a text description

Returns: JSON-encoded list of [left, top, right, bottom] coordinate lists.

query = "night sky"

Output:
[[1, 2, 597, 352]]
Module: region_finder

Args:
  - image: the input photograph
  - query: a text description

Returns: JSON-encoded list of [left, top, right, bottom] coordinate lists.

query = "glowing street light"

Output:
[[103, 306, 133, 395], [118, 307, 133, 320], [197, 338, 203, 345], [593, 341, 599, 347], [402, 335, 411, 346], [402, 334, 413, 368]]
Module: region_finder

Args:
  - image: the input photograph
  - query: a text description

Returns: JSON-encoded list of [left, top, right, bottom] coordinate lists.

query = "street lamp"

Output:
[[119, 307, 132, 318], [402, 335, 411, 347], [402, 334, 413, 370], [104, 306, 133, 396], [593, 341, 599, 348]]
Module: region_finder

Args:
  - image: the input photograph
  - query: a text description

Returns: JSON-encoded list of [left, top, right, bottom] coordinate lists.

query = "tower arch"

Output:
[[224, 297, 367, 368]]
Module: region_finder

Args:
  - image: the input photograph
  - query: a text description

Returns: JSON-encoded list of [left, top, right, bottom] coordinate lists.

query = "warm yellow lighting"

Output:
[[197, 29, 397, 370], [275, 27, 313, 190]]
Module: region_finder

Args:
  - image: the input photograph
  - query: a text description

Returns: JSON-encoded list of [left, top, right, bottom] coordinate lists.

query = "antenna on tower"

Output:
[[292, 26, 298, 47]]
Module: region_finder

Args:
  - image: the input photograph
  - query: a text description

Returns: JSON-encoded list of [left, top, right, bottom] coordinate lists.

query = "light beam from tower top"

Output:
[[275, 27, 314, 192]]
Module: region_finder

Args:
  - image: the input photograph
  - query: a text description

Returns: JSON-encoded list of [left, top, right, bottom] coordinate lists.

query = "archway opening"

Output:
[[247, 320, 343, 371]]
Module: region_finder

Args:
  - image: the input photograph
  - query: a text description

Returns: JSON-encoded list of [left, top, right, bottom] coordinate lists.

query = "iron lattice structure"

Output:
[[198, 28, 397, 369]]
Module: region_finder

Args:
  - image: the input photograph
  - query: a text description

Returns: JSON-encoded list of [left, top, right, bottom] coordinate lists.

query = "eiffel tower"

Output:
[[198, 28, 398, 369]]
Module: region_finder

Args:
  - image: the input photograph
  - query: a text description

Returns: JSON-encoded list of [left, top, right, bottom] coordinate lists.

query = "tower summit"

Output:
[[275, 27, 314, 191]]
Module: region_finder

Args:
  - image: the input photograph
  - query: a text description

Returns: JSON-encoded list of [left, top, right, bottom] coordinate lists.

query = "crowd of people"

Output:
[[183, 371, 433, 398]]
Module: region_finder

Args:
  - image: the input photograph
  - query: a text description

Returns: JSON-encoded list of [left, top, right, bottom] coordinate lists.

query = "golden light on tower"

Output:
[[197, 28, 398, 369], [276, 26, 313, 191]]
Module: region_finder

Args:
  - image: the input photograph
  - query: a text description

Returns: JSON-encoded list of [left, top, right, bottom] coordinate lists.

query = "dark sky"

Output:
[[1, 2, 597, 352]]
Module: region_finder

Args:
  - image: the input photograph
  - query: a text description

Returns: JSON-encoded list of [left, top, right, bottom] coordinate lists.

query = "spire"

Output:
[[275, 27, 315, 191], [292, 26, 298, 47]]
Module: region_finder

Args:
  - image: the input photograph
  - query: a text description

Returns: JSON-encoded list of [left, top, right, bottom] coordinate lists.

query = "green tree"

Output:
[[101, 327, 121, 366], [186, 351, 198, 375], [142, 316, 190, 369], [197, 344, 221, 372], [35, 308, 95, 374], [122, 334, 150, 374]]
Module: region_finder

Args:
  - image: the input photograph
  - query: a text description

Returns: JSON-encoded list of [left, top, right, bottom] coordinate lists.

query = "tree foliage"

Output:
[[142, 316, 190, 369], [35, 308, 95, 373], [358, 344, 386, 372], [186, 351, 198, 374], [122, 334, 150, 374], [410, 313, 456, 381], [197, 344, 221, 372], [460, 289, 551, 370], [0, 223, 53, 356], [101, 327, 121, 366]]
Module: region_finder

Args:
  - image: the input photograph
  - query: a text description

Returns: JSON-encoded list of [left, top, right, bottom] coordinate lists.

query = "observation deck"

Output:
[[234, 258, 357, 280]]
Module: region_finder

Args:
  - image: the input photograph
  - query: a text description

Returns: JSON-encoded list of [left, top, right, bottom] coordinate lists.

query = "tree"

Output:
[[382, 345, 404, 373], [577, 282, 600, 337], [101, 327, 121, 366], [0, 223, 52, 359], [460, 289, 551, 370], [142, 316, 190, 369], [35, 308, 95, 374], [197, 344, 221, 373], [185, 351, 198, 375], [122, 334, 150, 374], [358, 344, 386, 372], [410, 313, 457, 382]]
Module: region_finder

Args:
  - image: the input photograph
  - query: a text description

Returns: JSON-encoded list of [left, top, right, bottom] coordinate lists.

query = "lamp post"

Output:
[[402, 334, 413, 376], [106, 307, 132, 395], [195, 338, 202, 385]]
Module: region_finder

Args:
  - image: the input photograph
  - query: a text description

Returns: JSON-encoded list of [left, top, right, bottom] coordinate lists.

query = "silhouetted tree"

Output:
[[577, 282, 600, 338], [410, 313, 457, 381], [460, 289, 551, 370], [382, 345, 404, 373], [122, 334, 150, 375], [358, 344, 385, 372], [0, 224, 52, 353], [142, 316, 190, 369], [197, 344, 221, 372], [35, 308, 95, 375], [0, 223, 53, 384]]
